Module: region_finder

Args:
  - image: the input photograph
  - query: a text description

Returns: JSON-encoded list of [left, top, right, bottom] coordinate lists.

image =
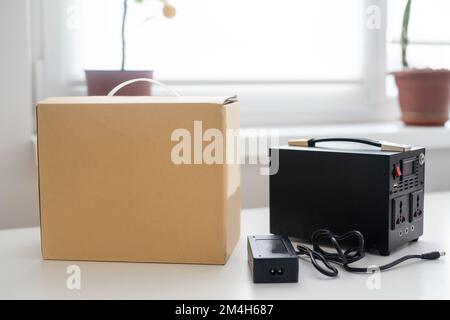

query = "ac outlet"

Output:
[[410, 189, 424, 222], [392, 195, 408, 229]]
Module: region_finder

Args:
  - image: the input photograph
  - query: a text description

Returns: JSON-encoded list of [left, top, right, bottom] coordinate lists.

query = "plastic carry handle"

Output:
[[309, 137, 381, 148], [107, 78, 181, 97], [288, 137, 412, 152]]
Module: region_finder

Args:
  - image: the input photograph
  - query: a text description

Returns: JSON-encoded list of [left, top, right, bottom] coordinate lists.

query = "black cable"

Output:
[[295, 229, 445, 277]]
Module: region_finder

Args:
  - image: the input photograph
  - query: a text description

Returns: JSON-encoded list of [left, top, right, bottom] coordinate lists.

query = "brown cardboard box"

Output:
[[36, 96, 240, 264]]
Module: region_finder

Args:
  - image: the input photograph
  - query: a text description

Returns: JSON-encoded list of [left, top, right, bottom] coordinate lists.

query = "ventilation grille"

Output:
[[392, 177, 419, 194]]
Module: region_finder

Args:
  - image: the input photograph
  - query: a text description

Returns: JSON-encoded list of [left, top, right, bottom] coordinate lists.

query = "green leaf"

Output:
[[401, 0, 412, 68]]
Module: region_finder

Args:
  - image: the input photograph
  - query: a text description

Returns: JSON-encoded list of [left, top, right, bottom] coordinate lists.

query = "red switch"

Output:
[[394, 164, 402, 178]]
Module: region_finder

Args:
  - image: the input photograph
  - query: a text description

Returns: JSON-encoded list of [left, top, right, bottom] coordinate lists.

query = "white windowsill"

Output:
[[240, 121, 450, 150], [31, 121, 450, 166]]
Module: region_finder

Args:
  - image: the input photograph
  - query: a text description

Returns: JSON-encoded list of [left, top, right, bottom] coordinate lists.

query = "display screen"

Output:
[[402, 158, 415, 176]]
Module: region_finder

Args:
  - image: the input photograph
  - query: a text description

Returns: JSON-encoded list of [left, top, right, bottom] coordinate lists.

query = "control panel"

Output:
[[390, 153, 425, 238]]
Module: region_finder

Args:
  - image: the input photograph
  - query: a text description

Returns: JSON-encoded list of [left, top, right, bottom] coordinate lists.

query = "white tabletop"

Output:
[[1, 192, 450, 300]]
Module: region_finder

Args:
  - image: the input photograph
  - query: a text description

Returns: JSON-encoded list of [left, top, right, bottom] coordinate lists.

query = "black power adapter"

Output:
[[248, 230, 445, 283], [247, 235, 299, 283]]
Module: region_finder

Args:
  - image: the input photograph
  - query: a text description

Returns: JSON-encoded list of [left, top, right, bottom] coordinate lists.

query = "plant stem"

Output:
[[401, 0, 412, 69], [121, 0, 128, 70]]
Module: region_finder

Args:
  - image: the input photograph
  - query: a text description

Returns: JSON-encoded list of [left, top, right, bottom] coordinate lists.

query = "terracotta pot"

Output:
[[85, 70, 153, 96], [392, 69, 450, 126]]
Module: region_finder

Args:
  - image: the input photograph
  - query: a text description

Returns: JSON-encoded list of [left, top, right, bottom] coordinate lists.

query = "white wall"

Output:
[[0, 0, 39, 229]]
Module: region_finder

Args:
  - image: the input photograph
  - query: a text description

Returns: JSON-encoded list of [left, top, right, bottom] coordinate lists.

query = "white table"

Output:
[[1, 192, 450, 300]]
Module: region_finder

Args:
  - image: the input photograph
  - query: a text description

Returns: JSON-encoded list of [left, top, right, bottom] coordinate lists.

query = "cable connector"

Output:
[[421, 251, 446, 260]]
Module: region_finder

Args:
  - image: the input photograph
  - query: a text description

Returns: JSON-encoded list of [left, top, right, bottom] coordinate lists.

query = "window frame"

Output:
[[31, 0, 391, 127]]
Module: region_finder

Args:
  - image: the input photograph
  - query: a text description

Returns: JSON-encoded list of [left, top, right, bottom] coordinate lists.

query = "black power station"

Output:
[[269, 137, 425, 256]]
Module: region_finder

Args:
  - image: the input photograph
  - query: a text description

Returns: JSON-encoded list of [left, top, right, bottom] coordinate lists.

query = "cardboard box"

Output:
[[37, 96, 240, 264]]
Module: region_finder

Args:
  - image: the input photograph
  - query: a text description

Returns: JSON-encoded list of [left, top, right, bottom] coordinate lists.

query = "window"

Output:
[[386, 0, 450, 97], [32, 0, 387, 126], [74, 0, 365, 82]]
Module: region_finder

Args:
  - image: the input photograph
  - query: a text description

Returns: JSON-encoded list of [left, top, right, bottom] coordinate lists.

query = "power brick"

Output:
[[247, 235, 298, 283]]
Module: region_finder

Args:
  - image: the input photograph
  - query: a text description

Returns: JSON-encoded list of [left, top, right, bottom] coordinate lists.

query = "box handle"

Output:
[[107, 78, 181, 97], [288, 137, 412, 152]]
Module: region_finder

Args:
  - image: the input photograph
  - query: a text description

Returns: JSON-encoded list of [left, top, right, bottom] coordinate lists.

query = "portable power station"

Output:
[[269, 137, 425, 256]]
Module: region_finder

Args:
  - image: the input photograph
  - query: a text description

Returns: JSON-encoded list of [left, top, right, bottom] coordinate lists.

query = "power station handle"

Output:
[[288, 137, 412, 152], [309, 137, 380, 148]]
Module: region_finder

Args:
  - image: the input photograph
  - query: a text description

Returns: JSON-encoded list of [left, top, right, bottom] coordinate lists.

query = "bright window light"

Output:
[[387, 0, 450, 71], [73, 0, 364, 81]]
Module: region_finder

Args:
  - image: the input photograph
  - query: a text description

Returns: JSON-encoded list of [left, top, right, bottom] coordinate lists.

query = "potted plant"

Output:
[[391, 0, 450, 126], [85, 0, 176, 96]]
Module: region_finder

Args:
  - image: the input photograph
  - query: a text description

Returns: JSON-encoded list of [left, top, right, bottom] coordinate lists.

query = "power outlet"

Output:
[[392, 195, 408, 229], [410, 189, 424, 222]]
